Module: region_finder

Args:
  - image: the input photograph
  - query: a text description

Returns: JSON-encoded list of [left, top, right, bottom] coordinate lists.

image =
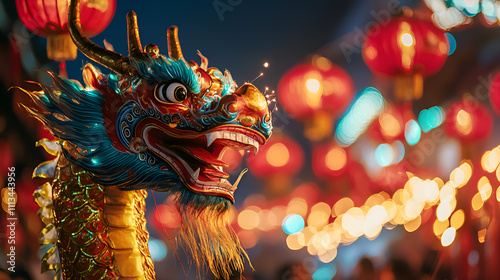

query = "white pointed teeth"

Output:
[[192, 168, 200, 180], [252, 145, 259, 156], [207, 133, 219, 147], [205, 131, 260, 153]]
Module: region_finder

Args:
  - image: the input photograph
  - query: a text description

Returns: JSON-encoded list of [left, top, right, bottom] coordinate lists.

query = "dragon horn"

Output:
[[167, 26, 187, 64], [68, 0, 138, 77], [127, 11, 147, 59]]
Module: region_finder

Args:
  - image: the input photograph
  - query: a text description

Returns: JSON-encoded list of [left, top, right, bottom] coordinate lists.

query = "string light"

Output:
[[237, 141, 500, 255], [250, 72, 264, 83]]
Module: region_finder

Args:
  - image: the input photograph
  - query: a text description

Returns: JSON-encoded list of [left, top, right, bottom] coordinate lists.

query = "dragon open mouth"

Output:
[[137, 119, 265, 202]]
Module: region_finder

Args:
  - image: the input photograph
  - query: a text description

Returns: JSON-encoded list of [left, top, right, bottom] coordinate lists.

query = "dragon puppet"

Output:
[[18, 0, 272, 279]]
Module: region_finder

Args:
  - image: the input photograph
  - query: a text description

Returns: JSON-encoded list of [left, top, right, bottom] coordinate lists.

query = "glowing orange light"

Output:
[[318, 248, 338, 263], [456, 110, 472, 135], [333, 197, 354, 217], [238, 208, 260, 230], [287, 198, 309, 217], [286, 233, 303, 251], [471, 193, 484, 211], [266, 143, 290, 167], [380, 113, 402, 138], [450, 209, 465, 230], [325, 147, 347, 171], [404, 215, 422, 232], [478, 229, 487, 243], [433, 219, 449, 236]]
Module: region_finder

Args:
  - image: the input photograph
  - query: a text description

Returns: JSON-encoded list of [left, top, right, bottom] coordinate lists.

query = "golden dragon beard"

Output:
[[177, 204, 251, 280]]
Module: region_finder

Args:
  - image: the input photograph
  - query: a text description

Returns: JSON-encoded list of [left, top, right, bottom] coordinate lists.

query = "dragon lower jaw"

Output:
[[141, 125, 265, 201]]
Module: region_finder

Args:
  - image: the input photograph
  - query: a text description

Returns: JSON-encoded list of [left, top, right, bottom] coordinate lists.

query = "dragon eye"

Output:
[[156, 82, 188, 103]]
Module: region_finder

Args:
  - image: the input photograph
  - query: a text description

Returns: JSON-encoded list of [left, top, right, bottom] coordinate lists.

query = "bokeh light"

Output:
[[325, 146, 347, 171], [238, 208, 261, 230], [282, 214, 305, 235], [336, 87, 385, 147], [452, 0, 480, 16], [418, 106, 445, 132], [450, 209, 465, 230], [445, 33, 456, 55], [148, 239, 167, 261], [333, 197, 354, 217], [266, 143, 290, 167], [400, 33, 414, 47], [313, 264, 337, 280], [375, 143, 395, 167], [478, 228, 487, 243], [441, 227, 456, 247], [404, 120, 421, 146]]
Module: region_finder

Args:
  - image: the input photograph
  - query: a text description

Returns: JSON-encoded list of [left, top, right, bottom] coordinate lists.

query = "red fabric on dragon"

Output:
[[20, 1, 272, 279]]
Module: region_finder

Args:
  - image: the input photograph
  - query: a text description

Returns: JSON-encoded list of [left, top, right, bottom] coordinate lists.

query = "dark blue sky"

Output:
[[67, 0, 372, 91]]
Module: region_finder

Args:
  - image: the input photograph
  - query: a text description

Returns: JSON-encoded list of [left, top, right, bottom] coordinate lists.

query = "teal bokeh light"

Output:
[[418, 106, 444, 133], [405, 120, 421, 146], [336, 87, 385, 147], [313, 264, 337, 280], [148, 238, 167, 261], [282, 214, 305, 235], [375, 144, 394, 167], [445, 33, 456, 55]]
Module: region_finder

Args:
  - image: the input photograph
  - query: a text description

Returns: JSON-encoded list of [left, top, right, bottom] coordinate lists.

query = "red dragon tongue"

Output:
[[172, 145, 227, 166], [201, 166, 229, 179]]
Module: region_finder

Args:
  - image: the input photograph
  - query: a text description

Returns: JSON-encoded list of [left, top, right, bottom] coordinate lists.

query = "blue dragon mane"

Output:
[[130, 56, 201, 93]]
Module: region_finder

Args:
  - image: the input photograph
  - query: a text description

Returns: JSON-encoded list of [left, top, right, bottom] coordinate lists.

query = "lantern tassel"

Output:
[[47, 34, 77, 62], [395, 73, 423, 101]]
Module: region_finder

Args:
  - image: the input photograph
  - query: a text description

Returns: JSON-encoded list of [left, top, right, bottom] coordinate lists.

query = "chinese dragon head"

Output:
[[21, 0, 272, 279]]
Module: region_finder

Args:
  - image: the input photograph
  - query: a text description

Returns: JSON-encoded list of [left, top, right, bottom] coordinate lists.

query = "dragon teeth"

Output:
[[207, 132, 220, 146], [192, 168, 200, 180], [205, 131, 260, 154]]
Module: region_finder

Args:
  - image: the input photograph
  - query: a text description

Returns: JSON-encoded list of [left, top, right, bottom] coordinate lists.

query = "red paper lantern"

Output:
[[277, 58, 354, 119], [16, 0, 116, 61], [362, 12, 448, 101], [444, 99, 493, 143], [312, 142, 349, 180], [488, 72, 500, 115], [246, 134, 304, 179], [278, 57, 354, 141]]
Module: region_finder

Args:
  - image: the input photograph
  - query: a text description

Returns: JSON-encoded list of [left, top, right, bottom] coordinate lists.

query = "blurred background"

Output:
[[2, 0, 500, 279]]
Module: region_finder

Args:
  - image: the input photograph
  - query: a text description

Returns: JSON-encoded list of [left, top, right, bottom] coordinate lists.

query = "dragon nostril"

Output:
[[240, 115, 256, 127]]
